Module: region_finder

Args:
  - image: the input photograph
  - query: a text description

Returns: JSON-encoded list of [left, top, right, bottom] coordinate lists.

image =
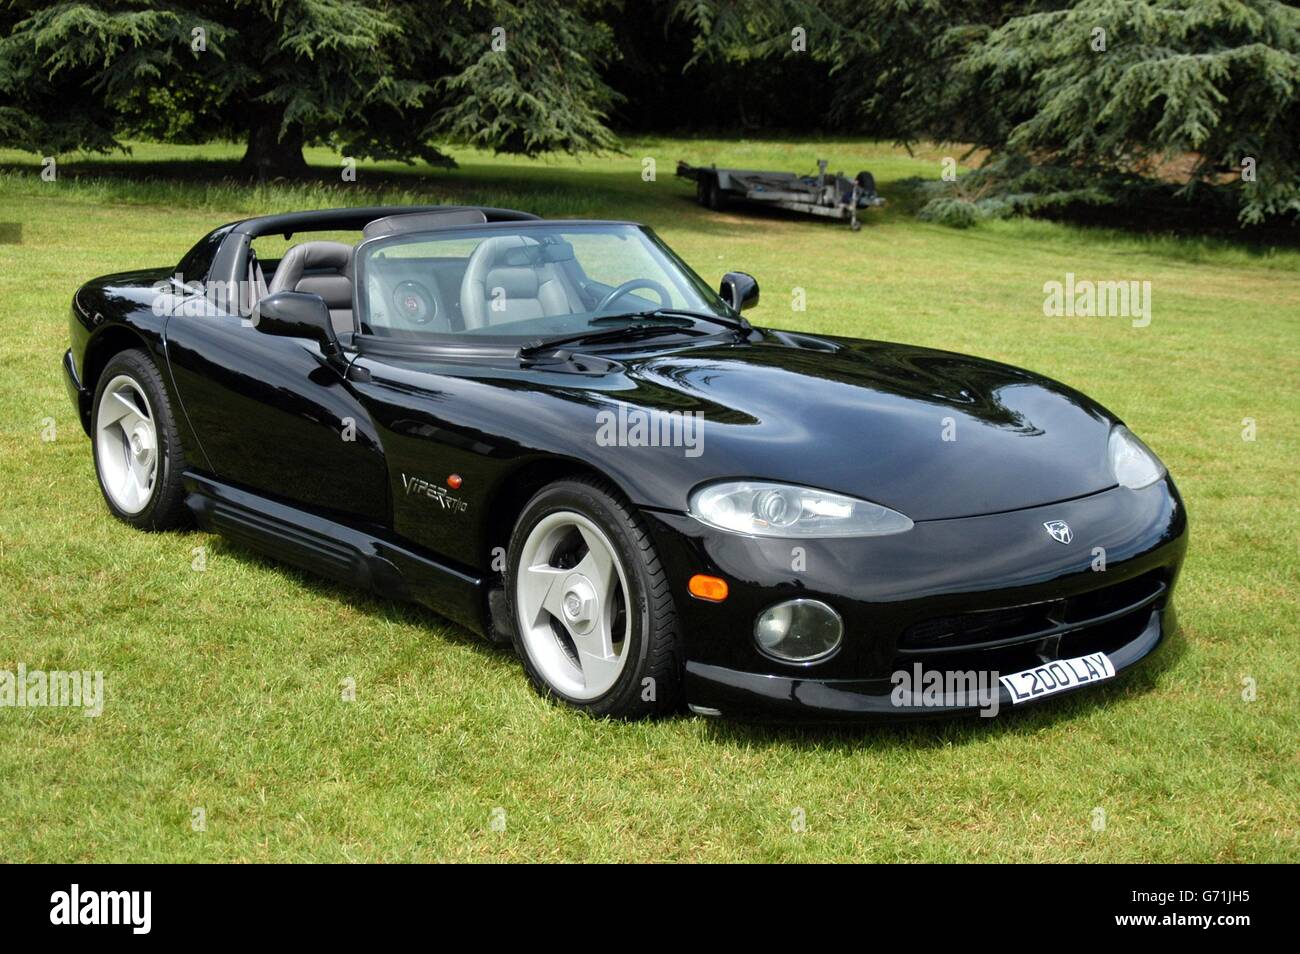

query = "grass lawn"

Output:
[[0, 138, 1296, 862]]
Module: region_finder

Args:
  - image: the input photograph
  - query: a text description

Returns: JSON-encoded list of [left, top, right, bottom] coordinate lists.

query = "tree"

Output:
[[676, 0, 1300, 226], [437, 2, 620, 155], [960, 0, 1300, 225], [671, 0, 1031, 142], [0, 0, 622, 177]]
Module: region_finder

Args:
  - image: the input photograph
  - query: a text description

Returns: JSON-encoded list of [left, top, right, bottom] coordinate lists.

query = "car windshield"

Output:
[[354, 223, 732, 343]]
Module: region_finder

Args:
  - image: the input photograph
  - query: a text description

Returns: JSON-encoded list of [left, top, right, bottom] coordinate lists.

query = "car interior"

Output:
[[364, 232, 594, 336], [242, 209, 692, 341]]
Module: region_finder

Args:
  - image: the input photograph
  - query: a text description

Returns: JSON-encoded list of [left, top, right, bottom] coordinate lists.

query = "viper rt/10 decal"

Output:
[[401, 473, 468, 512]]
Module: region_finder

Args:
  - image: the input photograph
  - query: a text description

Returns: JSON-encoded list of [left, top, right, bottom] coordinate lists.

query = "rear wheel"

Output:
[[91, 349, 190, 531], [506, 478, 682, 718]]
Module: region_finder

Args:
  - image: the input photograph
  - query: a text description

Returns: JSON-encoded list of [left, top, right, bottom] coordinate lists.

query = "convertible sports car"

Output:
[[62, 205, 1188, 720]]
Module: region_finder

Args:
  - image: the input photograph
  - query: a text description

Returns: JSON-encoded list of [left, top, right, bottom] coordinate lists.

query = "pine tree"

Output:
[[0, 0, 621, 177], [678, 0, 1300, 226], [962, 0, 1300, 224]]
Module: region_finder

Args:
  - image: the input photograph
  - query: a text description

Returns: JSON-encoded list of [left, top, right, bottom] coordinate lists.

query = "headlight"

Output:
[[689, 480, 913, 538], [1108, 425, 1165, 489]]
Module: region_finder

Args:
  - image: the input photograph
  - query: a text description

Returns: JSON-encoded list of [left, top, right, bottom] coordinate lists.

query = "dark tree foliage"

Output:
[[959, 0, 1300, 225], [0, 0, 622, 176], [676, 0, 1300, 227], [672, 0, 1037, 141], [605, 2, 839, 135]]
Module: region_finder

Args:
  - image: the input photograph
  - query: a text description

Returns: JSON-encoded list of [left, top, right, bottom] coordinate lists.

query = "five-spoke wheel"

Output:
[[515, 511, 630, 700], [507, 478, 683, 718], [95, 374, 158, 514], [91, 350, 190, 530]]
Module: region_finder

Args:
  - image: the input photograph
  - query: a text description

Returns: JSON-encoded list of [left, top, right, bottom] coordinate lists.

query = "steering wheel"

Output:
[[594, 279, 672, 315]]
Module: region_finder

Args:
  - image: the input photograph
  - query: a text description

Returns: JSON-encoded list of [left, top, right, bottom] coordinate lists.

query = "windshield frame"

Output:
[[351, 220, 734, 352]]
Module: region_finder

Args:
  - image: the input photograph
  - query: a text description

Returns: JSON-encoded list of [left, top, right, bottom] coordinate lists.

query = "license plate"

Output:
[[999, 652, 1116, 704]]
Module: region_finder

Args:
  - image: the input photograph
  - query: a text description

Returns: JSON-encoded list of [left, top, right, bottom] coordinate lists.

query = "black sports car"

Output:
[[62, 205, 1188, 720]]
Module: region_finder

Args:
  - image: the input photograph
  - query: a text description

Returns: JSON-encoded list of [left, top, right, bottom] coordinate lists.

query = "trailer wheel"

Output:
[[704, 176, 727, 211]]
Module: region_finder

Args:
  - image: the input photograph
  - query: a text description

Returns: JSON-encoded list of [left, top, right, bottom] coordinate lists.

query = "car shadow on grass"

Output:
[[201, 535, 518, 662]]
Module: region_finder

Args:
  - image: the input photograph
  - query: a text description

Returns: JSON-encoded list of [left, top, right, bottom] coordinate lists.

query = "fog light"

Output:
[[754, 599, 843, 663]]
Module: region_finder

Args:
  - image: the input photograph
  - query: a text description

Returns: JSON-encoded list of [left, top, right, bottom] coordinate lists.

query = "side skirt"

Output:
[[183, 472, 488, 636]]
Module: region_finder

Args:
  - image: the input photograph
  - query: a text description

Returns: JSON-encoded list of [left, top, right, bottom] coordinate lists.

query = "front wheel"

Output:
[[506, 478, 683, 718]]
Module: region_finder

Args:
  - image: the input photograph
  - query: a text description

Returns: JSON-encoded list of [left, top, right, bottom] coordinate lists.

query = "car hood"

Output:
[[602, 332, 1120, 521]]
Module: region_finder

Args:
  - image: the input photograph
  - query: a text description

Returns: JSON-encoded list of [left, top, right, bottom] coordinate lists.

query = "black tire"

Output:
[[505, 476, 683, 718], [706, 177, 728, 211], [90, 349, 191, 531]]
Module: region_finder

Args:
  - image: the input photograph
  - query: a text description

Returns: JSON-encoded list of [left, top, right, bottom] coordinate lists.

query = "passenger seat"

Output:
[[266, 241, 355, 334], [459, 235, 579, 329]]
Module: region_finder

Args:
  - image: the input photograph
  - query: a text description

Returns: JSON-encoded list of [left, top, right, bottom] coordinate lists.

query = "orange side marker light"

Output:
[[689, 574, 729, 602]]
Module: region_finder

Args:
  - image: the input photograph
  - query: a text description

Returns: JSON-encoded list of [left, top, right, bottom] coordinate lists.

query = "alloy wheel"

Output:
[[95, 374, 159, 514], [515, 510, 632, 700]]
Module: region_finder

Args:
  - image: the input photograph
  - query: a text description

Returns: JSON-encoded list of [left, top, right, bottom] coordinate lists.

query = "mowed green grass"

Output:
[[0, 139, 1296, 862]]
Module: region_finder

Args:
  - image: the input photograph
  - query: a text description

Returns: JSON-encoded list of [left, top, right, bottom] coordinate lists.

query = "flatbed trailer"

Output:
[[676, 159, 885, 230]]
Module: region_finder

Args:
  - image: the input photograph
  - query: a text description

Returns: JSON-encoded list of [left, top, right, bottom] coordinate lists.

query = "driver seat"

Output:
[[267, 241, 355, 334], [459, 236, 578, 330]]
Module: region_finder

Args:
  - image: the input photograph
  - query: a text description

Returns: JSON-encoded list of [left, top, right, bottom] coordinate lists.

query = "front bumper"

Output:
[[685, 603, 1175, 721], [644, 479, 1188, 721]]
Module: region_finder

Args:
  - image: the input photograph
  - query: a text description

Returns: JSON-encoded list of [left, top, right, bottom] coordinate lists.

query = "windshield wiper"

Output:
[[593, 308, 752, 334], [517, 323, 706, 360]]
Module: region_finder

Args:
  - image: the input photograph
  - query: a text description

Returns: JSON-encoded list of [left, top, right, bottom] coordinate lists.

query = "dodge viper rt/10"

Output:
[[62, 205, 1187, 720]]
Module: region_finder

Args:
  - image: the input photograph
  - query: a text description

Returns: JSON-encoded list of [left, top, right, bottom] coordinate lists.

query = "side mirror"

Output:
[[720, 271, 760, 312], [252, 291, 340, 356]]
